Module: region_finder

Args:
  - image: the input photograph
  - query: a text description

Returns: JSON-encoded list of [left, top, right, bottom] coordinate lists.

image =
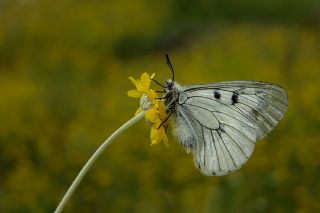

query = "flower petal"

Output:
[[145, 108, 160, 123], [162, 130, 169, 147], [127, 90, 143, 98], [150, 128, 161, 145], [139, 73, 151, 91], [147, 89, 158, 101], [128, 77, 138, 86], [150, 126, 169, 146]]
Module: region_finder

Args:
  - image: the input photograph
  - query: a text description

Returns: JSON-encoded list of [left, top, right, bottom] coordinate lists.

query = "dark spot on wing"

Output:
[[214, 91, 220, 99], [251, 108, 259, 119], [231, 93, 239, 104]]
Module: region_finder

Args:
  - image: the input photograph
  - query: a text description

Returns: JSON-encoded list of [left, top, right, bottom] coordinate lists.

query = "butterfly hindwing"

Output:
[[173, 81, 288, 176]]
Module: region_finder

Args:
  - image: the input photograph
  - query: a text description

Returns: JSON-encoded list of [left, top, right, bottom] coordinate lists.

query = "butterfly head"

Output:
[[163, 79, 184, 110], [165, 79, 174, 91]]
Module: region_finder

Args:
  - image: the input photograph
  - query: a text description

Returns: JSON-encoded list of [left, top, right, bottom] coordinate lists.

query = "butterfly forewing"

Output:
[[173, 81, 288, 176]]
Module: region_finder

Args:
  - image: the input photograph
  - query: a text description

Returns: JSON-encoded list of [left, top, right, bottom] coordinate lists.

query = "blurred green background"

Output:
[[1, 0, 320, 212]]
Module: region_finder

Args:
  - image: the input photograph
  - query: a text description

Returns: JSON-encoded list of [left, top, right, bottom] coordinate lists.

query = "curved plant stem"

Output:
[[55, 111, 145, 213]]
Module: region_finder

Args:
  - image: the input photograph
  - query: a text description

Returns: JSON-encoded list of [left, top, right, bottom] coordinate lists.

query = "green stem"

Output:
[[55, 111, 145, 213]]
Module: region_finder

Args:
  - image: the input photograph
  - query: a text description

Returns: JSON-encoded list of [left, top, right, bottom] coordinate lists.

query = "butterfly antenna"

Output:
[[151, 78, 166, 88], [165, 54, 174, 82]]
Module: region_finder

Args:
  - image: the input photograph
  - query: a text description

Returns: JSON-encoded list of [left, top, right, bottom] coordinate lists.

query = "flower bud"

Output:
[[140, 93, 152, 111]]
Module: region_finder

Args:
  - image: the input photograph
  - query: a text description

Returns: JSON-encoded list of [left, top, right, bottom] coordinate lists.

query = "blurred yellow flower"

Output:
[[128, 73, 169, 146]]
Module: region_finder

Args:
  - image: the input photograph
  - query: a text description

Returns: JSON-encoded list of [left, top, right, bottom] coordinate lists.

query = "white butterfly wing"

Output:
[[173, 81, 288, 176]]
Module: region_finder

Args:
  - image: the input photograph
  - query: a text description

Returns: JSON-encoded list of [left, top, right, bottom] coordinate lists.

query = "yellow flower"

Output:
[[128, 73, 169, 146], [150, 126, 168, 146], [128, 72, 157, 114], [145, 102, 169, 146], [127, 72, 156, 100]]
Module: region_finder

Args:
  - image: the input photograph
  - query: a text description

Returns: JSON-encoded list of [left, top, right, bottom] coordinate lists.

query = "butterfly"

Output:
[[154, 54, 288, 176]]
